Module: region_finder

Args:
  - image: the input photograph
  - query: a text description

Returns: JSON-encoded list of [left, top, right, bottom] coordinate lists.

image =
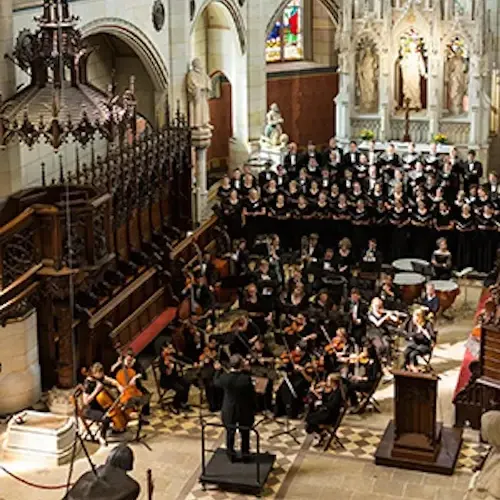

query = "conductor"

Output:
[[214, 354, 256, 462]]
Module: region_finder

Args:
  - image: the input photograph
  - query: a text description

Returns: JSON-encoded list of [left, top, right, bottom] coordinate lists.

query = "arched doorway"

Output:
[[191, 1, 248, 186], [207, 72, 233, 185], [82, 33, 157, 124], [265, 0, 339, 145]]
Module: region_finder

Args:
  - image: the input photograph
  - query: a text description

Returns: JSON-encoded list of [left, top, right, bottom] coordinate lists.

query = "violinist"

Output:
[[197, 336, 225, 412], [346, 341, 381, 412], [159, 343, 192, 413], [367, 297, 398, 366], [229, 315, 260, 356], [308, 289, 331, 326], [247, 336, 275, 412], [282, 313, 317, 349], [274, 341, 313, 418], [404, 308, 436, 372], [305, 373, 344, 447], [347, 288, 368, 346], [83, 362, 124, 446], [111, 349, 150, 418]]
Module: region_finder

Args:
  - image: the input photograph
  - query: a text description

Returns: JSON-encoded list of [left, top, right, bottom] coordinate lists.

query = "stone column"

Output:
[[379, 49, 390, 141], [0, 309, 41, 415], [335, 51, 351, 142], [468, 55, 481, 146], [192, 128, 212, 223], [0, 0, 14, 102]]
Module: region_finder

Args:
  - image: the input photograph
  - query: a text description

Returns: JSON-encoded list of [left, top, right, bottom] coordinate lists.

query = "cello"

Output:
[[81, 367, 128, 432], [113, 349, 146, 416]]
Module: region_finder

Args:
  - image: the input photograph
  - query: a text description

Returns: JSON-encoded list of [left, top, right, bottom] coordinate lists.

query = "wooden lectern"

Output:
[[375, 370, 463, 475]]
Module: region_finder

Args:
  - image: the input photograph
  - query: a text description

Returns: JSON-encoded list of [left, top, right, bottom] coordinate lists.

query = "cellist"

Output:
[[111, 349, 151, 418], [82, 362, 124, 446]]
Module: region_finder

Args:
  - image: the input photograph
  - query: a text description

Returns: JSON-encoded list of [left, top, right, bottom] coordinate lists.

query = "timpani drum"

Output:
[[392, 258, 430, 273], [393, 273, 426, 304], [429, 280, 460, 312]]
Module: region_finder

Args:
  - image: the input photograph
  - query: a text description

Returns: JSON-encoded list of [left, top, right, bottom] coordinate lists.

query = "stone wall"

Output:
[[0, 309, 41, 416]]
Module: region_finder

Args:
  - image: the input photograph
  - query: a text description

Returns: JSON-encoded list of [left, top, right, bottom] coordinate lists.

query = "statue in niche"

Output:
[[357, 43, 378, 112], [399, 33, 427, 110], [186, 58, 213, 130], [262, 103, 286, 147], [446, 39, 468, 115]]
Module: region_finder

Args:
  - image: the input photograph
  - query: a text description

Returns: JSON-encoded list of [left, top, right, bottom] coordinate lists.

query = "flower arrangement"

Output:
[[359, 129, 375, 141], [433, 133, 448, 144]]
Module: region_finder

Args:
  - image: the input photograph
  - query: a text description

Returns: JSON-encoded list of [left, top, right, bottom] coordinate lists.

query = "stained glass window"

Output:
[[266, 0, 304, 63]]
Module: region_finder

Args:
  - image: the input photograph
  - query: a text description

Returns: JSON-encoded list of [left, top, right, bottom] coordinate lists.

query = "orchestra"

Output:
[[79, 138, 497, 453]]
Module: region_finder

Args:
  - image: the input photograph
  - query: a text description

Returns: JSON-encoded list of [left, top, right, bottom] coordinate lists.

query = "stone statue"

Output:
[[447, 53, 467, 115], [263, 103, 285, 147], [186, 58, 213, 130], [464, 411, 500, 500], [400, 40, 427, 109], [357, 45, 378, 112]]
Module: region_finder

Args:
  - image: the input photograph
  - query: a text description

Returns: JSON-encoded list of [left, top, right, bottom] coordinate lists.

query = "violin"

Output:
[[324, 336, 346, 356], [81, 367, 128, 432], [199, 346, 217, 364], [279, 349, 302, 365], [283, 318, 305, 336]]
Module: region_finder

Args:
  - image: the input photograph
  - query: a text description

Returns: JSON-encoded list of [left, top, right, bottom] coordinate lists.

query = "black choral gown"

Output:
[[455, 213, 476, 270], [475, 214, 499, 272], [222, 199, 242, 239], [388, 207, 410, 261], [410, 208, 433, 260]]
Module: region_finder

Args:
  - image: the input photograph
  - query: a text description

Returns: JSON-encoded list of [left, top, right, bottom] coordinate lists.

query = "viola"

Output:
[[199, 346, 217, 364], [280, 350, 302, 365], [283, 320, 305, 336]]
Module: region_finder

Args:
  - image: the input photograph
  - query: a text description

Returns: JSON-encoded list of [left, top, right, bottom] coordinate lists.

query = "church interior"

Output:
[[0, 0, 500, 498]]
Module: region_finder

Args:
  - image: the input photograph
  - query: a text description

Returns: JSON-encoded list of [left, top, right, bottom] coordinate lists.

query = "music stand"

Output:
[[125, 400, 152, 451], [269, 374, 301, 445]]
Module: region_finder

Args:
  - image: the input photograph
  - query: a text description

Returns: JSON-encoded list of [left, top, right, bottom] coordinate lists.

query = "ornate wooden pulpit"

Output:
[[375, 370, 462, 475]]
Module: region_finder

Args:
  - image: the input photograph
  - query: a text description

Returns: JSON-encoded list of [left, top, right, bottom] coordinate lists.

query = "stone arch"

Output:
[[80, 18, 169, 92], [191, 0, 246, 54], [266, 0, 340, 37]]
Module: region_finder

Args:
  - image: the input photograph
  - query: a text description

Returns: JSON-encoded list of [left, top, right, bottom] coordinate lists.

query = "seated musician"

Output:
[[197, 336, 225, 412], [229, 315, 260, 356], [248, 336, 275, 412], [274, 341, 313, 418], [378, 274, 404, 311], [346, 341, 382, 412], [199, 252, 218, 288], [367, 297, 401, 361], [308, 289, 331, 325], [159, 343, 192, 413], [181, 271, 215, 320], [83, 362, 125, 446], [404, 308, 436, 372], [111, 349, 151, 417], [282, 312, 317, 349], [320, 247, 336, 273], [305, 373, 344, 447], [230, 238, 249, 276], [240, 282, 271, 338], [431, 237, 453, 280], [361, 238, 382, 270], [421, 282, 440, 316]]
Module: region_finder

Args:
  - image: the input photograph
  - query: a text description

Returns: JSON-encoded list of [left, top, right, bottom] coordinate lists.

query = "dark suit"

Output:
[[214, 370, 256, 457], [284, 153, 299, 178], [463, 160, 483, 191], [343, 151, 360, 169], [347, 299, 368, 345]]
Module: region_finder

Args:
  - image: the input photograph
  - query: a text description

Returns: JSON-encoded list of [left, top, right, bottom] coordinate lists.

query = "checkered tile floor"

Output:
[[311, 424, 490, 473]]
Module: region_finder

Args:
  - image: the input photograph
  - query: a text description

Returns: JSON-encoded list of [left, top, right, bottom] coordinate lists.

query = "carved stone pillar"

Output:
[[0, 0, 14, 102], [379, 49, 390, 141], [427, 51, 440, 140], [54, 301, 75, 389], [0, 309, 41, 415], [191, 128, 212, 223], [335, 51, 351, 142], [469, 55, 481, 146]]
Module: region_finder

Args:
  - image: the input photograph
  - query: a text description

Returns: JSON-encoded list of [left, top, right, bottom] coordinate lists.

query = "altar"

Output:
[[334, 0, 497, 164]]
